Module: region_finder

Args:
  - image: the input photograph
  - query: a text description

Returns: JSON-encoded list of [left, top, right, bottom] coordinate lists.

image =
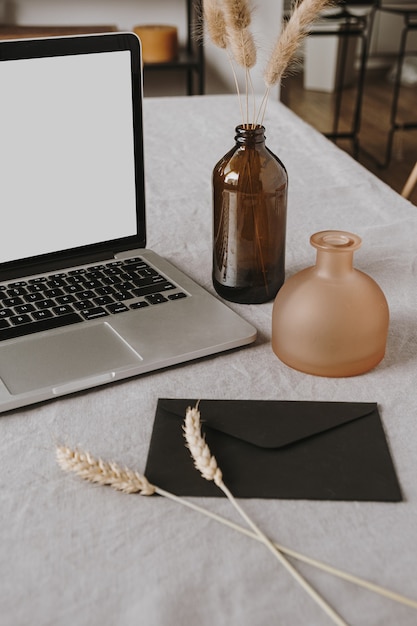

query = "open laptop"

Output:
[[0, 32, 256, 414]]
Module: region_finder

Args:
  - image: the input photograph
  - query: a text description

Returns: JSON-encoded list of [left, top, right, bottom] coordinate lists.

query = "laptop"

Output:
[[0, 32, 256, 414]]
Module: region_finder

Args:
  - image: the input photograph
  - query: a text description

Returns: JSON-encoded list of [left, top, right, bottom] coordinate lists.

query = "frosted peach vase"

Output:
[[271, 231, 389, 377]]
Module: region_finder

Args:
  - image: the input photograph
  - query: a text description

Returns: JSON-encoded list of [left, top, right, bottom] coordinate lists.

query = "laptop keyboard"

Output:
[[0, 257, 187, 341]]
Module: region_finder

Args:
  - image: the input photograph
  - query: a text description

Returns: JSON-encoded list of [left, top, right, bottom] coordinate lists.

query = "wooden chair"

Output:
[[401, 161, 417, 198]]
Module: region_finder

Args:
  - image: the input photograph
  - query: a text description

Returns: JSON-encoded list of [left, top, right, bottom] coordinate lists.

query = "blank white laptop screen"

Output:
[[0, 50, 137, 264], [0, 33, 256, 415]]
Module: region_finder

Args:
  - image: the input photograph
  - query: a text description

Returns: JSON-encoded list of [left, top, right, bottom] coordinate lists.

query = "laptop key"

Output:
[[28, 277, 48, 284], [44, 288, 65, 298], [80, 307, 109, 320], [8, 281, 27, 288], [83, 279, 103, 289], [146, 294, 168, 305], [27, 283, 46, 293], [130, 301, 149, 309], [32, 310, 54, 321], [65, 284, 85, 294], [112, 290, 132, 301], [24, 292, 45, 302], [95, 286, 116, 296], [77, 290, 96, 300], [3, 297, 24, 307], [74, 300, 95, 311], [95, 296, 114, 306], [15, 303, 36, 314], [56, 294, 76, 304], [53, 305, 76, 316], [132, 282, 176, 298], [6, 287, 27, 297], [0, 312, 84, 341], [36, 299, 56, 310], [68, 268, 86, 275], [0, 319, 10, 330], [107, 302, 129, 314], [10, 314, 33, 325]]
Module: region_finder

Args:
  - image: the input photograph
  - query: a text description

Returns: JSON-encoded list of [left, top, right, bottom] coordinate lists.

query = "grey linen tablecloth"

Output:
[[1, 95, 417, 626]]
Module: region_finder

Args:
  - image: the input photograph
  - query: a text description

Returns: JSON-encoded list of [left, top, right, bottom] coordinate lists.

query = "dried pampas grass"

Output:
[[228, 27, 257, 69], [203, 0, 228, 49], [223, 0, 252, 31], [222, 0, 256, 69], [264, 0, 333, 87], [202, 0, 333, 125]]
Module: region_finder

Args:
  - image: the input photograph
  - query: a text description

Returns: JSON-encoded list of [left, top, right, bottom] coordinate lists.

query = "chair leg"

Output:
[[401, 161, 417, 199]]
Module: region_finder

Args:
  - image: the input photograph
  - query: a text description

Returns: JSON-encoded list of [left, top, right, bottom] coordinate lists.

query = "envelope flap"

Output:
[[157, 398, 377, 449]]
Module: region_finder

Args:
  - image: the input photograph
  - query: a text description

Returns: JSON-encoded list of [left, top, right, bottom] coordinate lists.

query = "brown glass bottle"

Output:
[[212, 125, 288, 304], [272, 231, 390, 377]]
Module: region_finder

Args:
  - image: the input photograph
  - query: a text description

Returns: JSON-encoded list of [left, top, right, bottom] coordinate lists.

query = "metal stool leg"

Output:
[[382, 14, 411, 167]]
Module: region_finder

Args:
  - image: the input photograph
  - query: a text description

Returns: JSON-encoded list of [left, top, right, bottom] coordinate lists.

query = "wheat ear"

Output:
[[56, 446, 156, 495], [183, 405, 348, 626], [56, 444, 417, 611]]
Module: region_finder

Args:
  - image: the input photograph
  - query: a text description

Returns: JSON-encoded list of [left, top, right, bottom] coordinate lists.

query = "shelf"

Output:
[[0, 24, 118, 39], [144, 48, 202, 71], [0, 0, 205, 95]]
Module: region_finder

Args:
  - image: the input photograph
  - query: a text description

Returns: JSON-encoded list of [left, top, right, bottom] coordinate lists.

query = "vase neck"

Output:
[[315, 250, 355, 277], [235, 124, 266, 146], [310, 231, 362, 278]]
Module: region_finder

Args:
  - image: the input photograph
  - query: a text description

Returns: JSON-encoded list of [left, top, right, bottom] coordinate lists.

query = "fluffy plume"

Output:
[[228, 27, 257, 69], [203, 0, 228, 49], [264, 0, 333, 87], [222, 0, 257, 68], [223, 0, 252, 30]]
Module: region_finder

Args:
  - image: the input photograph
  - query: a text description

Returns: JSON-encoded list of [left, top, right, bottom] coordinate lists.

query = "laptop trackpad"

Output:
[[0, 323, 142, 395]]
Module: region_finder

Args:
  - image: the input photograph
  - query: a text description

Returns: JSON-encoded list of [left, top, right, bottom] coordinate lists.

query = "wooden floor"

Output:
[[281, 67, 417, 206]]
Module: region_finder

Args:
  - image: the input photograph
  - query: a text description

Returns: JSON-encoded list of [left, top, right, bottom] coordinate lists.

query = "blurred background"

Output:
[[1, 0, 416, 203]]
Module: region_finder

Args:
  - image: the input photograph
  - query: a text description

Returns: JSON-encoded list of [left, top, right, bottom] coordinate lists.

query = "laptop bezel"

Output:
[[0, 32, 146, 281]]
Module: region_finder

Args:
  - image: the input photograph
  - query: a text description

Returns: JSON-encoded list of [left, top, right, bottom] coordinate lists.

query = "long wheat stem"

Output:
[[156, 488, 417, 611], [56, 444, 417, 611], [183, 405, 348, 626]]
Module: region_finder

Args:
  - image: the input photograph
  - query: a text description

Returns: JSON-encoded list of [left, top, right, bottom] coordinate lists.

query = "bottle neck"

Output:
[[235, 124, 266, 146], [310, 231, 362, 278], [315, 250, 354, 278]]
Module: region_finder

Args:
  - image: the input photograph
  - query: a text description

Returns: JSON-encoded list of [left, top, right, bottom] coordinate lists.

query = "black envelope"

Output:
[[145, 398, 402, 501]]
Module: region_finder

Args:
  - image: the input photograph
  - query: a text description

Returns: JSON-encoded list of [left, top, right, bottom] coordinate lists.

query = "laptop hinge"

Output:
[[0, 250, 117, 282]]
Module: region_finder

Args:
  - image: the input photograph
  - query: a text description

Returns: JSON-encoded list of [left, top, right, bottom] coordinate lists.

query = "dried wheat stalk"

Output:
[[56, 446, 156, 495], [183, 404, 348, 626], [56, 443, 417, 611]]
